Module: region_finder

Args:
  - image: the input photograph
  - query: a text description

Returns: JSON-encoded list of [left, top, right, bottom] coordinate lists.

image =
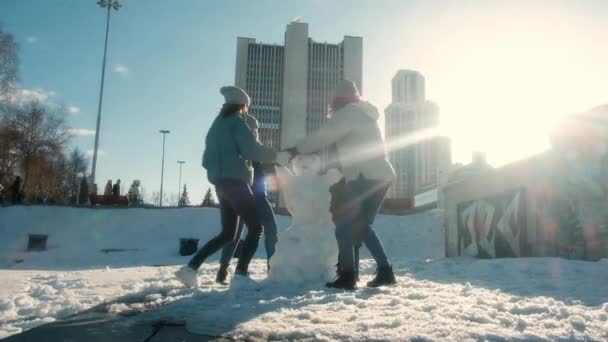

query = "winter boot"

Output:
[[326, 271, 357, 290], [175, 265, 198, 288], [366, 265, 397, 287], [215, 265, 229, 284], [234, 267, 249, 277]]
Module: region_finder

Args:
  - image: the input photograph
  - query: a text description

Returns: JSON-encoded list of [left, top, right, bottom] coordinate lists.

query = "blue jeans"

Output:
[[219, 192, 278, 267], [331, 176, 392, 273]]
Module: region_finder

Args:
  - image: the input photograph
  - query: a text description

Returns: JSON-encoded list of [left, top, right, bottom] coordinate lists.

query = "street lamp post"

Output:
[[91, 0, 122, 189], [177, 161, 185, 197], [159, 130, 170, 206]]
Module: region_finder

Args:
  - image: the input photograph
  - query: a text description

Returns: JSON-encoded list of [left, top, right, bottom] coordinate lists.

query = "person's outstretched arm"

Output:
[[294, 112, 351, 154], [234, 119, 277, 163]]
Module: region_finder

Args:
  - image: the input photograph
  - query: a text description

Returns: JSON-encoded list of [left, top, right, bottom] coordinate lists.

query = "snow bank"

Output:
[[0, 206, 444, 270]]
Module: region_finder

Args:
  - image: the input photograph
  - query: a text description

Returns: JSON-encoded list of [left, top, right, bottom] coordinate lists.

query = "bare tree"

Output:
[[65, 148, 88, 204], [0, 25, 18, 98], [0, 115, 18, 187], [150, 191, 170, 207], [1, 101, 69, 197], [26, 150, 68, 203], [167, 192, 178, 207]]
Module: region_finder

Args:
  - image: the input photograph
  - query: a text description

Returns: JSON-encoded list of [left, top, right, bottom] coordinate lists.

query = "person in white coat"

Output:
[[285, 79, 397, 289]]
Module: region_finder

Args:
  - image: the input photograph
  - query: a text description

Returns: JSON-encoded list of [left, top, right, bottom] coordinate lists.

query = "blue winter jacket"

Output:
[[202, 113, 276, 185]]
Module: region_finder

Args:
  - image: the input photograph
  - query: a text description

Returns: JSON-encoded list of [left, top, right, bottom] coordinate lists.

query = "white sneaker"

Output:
[[175, 265, 199, 288]]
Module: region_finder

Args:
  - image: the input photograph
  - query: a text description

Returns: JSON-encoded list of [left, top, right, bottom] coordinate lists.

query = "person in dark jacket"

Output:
[[9, 176, 22, 204], [112, 179, 121, 197], [175, 86, 291, 288], [215, 114, 280, 284]]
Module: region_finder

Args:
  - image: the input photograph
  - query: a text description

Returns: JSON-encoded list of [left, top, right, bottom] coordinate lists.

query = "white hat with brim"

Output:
[[220, 86, 251, 106]]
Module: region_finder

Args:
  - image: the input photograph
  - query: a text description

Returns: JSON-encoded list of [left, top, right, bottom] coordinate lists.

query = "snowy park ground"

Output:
[[1, 206, 607, 340]]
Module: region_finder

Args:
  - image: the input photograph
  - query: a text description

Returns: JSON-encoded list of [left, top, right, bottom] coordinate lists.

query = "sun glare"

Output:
[[435, 40, 583, 167]]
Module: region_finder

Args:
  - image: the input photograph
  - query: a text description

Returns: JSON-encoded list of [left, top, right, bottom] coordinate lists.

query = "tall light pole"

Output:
[[177, 161, 185, 196], [91, 0, 122, 189], [159, 130, 171, 206]]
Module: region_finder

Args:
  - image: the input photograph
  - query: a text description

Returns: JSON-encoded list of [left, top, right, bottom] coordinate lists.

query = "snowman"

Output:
[[267, 153, 343, 285]]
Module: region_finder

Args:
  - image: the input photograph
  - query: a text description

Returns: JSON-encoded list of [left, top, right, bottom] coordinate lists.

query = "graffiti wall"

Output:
[[457, 189, 527, 258]]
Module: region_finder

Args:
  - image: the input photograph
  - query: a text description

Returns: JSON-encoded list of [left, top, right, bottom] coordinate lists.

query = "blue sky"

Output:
[[2, 0, 607, 203]]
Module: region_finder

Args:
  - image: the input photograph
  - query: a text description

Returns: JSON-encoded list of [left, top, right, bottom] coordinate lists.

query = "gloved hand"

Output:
[[275, 151, 293, 166]]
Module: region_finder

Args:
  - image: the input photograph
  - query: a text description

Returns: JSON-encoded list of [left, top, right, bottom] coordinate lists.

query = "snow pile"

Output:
[[136, 258, 607, 341]]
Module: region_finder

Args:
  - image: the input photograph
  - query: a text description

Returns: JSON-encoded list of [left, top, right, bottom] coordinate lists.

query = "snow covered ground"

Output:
[[1, 206, 607, 340]]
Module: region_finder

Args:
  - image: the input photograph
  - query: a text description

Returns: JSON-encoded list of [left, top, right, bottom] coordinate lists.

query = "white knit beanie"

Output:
[[220, 86, 251, 106], [333, 79, 360, 98]]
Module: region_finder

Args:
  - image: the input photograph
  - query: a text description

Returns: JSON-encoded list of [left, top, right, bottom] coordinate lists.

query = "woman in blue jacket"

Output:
[[175, 86, 290, 288], [216, 114, 280, 284]]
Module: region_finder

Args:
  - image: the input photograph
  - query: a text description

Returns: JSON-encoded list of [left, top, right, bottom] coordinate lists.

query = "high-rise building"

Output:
[[235, 21, 363, 151], [385, 70, 451, 203]]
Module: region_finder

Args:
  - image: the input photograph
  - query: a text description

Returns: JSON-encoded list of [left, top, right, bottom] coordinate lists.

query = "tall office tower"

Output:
[[235, 38, 284, 149], [385, 70, 451, 202], [235, 21, 362, 204], [235, 21, 363, 151]]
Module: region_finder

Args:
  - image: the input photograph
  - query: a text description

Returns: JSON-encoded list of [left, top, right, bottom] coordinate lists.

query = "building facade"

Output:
[[235, 21, 363, 151], [385, 70, 451, 202]]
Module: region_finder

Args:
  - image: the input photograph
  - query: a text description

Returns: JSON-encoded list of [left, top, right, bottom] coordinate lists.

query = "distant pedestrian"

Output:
[[9, 176, 22, 204], [104, 180, 113, 196], [112, 179, 121, 197]]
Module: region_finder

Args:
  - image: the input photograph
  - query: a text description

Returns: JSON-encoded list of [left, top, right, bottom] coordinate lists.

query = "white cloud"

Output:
[[0, 88, 51, 103], [26, 36, 38, 44], [68, 128, 96, 137], [87, 149, 106, 157], [113, 64, 129, 74], [67, 106, 81, 115], [48, 90, 57, 97]]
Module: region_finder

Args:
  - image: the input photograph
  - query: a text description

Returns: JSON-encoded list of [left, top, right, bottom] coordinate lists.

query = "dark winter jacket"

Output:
[[112, 183, 120, 197], [202, 113, 276, 185]]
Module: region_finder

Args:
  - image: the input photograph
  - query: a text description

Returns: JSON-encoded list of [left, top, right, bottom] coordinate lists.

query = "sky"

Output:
[[1, 0, 607, 203]]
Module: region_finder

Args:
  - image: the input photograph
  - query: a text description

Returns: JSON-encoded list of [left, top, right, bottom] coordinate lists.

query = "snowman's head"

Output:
[[292, 153, 322, 175]]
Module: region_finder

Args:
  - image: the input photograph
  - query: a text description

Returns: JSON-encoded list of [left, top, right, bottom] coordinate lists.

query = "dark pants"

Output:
[[219, 192, 279, 267], [188, 179, 263, 273], [331, 176, 392, 273]]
